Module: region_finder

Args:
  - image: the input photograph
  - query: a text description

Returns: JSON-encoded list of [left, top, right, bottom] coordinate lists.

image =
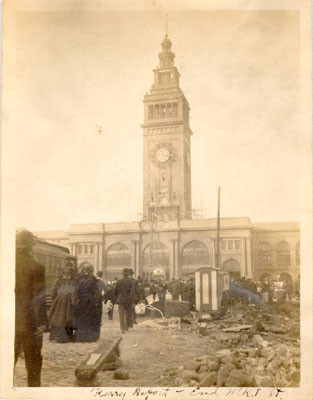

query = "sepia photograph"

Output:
[[1, 0, 312, 399]]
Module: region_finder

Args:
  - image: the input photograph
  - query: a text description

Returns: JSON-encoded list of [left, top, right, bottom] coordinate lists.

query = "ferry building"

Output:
[[36, 35, 300, 282]]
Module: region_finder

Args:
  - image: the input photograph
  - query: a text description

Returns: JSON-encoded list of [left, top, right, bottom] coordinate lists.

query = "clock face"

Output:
[[150, 142, 177, 167], [156, 148, 170, 163]]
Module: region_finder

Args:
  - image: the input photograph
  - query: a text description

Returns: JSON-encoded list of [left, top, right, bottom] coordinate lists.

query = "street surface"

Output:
[[14, 302, 300, 387], [14, 311, 207, 387]]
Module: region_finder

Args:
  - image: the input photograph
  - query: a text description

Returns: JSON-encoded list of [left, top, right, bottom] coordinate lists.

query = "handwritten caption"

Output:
[[90, 387, 285, 400]]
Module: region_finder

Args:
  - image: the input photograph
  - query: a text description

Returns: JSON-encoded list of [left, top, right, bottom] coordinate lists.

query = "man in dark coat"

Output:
[[15, 229, 48, 387], [114, 268, 133, 333]]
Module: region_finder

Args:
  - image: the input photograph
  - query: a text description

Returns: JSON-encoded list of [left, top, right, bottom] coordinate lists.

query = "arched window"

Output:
[[105, 243, 131, 280], [143, 242, 169, 280], [277, 241, 290, 267], [182, 240, 209, 275], [296, 242, 300, 266], [258, 242, 272, 266], [222, 258, 241, 279]]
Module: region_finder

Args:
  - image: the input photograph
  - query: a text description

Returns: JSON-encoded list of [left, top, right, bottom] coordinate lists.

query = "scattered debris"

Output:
[[161, 302, 300, 387], [169, 317, 182, 330], [113, 368, 129, 380], [223, 324, 253, 333], [198, 323, 208, 336]]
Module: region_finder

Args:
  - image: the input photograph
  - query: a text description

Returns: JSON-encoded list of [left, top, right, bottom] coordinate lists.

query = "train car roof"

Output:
[[35, 239, 70, 254]]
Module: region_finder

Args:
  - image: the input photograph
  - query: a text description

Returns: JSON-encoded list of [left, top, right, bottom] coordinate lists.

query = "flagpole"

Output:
[[216, 187, 221, 269]]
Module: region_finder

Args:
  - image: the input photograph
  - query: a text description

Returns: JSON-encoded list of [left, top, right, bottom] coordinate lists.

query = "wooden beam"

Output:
[[75, 337, 122, 386]]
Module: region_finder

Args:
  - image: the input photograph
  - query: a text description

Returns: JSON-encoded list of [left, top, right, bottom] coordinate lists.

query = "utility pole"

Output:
[[216, 187, 221, 269]]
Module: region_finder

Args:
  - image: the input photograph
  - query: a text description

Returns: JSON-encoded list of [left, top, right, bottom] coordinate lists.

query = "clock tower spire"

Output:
[[142, 35, 193, 220]]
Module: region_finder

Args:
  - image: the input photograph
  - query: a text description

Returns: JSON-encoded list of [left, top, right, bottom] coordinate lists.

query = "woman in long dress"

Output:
[[74, 264, 102, 342], [48, 265, 77, 343]]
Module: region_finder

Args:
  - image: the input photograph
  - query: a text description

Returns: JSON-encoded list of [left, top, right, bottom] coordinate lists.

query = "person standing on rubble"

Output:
[[15, 229, 48, 387]]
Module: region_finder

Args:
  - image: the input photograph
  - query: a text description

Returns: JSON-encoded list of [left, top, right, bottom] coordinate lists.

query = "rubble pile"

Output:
[[162, 302, 300, 387]]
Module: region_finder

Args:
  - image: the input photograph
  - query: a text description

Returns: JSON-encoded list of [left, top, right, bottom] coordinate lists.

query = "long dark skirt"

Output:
[[75, 277, 102, 342]]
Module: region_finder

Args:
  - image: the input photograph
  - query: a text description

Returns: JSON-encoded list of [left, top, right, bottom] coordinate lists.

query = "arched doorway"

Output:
[[143, 242, 169, 281], [181, 240, 209, 277], [105, 242, 131, 281], [222, 258, 241, 280]]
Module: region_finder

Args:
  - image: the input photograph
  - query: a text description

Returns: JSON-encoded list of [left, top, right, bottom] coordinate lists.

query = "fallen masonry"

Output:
[[160, 302, 300, 387]]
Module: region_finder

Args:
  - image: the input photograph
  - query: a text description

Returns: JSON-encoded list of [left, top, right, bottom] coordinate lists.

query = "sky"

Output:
[[7, 10, 303, 230]]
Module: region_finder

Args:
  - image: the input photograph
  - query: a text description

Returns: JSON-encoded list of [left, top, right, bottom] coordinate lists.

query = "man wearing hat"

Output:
[[15, 229, 48, 386], [114, 268, 133, 333]]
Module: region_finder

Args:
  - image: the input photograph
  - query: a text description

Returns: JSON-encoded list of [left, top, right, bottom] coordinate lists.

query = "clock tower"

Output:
[[142, 35, 193, 220]]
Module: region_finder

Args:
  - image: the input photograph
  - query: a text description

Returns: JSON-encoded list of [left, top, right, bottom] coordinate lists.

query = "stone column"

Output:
[[136, 241, 141, 277], [131, 241, 137, 275], [137, 240, 142, 278], [70, 244, 74, 256], [290, 244, 296, 272], [175, 240, 180, 278], [170, 240, 175, 279], [246, 238, 253, 279], [98, 243, 103, 274], [94, 243, 99, 272], [241, 238, 246, 277]]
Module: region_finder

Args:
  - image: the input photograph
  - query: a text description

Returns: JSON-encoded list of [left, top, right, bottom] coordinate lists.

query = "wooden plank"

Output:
[[75, 337, 122, 386]]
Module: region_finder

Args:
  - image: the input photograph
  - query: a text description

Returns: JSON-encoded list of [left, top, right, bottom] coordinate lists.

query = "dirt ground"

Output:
[[13, 302, 300, 387], [14, 311, 208, 387]]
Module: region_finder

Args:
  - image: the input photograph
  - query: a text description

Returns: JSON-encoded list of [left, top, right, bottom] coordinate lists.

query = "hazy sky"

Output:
[[10, 10, 302, 230]]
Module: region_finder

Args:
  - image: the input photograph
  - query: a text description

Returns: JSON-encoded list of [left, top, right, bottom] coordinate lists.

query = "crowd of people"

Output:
[[223, 275, 300, 308]]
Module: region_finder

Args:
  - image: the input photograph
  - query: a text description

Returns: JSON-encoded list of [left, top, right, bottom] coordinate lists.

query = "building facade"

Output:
[[35, 36, 300, 282]]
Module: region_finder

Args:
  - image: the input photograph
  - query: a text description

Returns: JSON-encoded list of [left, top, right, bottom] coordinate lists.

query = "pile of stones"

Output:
[[170, 336, 300, 387], [160, 302, 300, 387]]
